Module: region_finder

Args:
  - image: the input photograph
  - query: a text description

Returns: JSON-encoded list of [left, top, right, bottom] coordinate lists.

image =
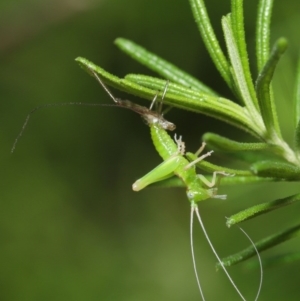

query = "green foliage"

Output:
[[217, 223, 300, 267], [76, 0, 300, 268]]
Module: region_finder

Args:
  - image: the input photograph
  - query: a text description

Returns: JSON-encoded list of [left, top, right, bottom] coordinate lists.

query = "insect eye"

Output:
[[187, 191, 194, 200], [187, 190, 200, 201]]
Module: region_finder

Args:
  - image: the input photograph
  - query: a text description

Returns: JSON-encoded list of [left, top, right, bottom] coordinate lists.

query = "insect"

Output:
[[12, 63, 262, 300], [86, 68, 263, 301]]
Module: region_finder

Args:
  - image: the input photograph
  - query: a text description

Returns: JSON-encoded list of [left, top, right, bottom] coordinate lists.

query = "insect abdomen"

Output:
[[150, 124, 177, 160]]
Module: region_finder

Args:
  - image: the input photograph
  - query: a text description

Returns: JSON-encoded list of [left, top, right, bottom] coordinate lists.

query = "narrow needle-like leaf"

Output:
[[188, 0, 234, 89], [231, 0, 259, 111], [226, 193, 300, 227], [114, 38, 217, 95], [256, 0, 274, 73], [124, 74, 219, 102], [255, 38, 288, 139], [126, 74, 245, 116], [293, 55, 300, 153], [251, 160, 300, 180], [295, 121, 300, 155], [202, 132, 272, 152], [218, 223, 300, 267], [222, 15, 264, 132]]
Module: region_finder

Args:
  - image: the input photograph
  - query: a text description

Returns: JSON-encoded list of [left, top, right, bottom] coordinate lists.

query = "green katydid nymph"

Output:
[[12, 61, 263, 301], [87, 69, 263, 301], [11, 54, 262, 300]]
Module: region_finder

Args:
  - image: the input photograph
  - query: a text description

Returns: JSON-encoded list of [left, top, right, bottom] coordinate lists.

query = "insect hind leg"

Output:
[[198, 171, 234, 200], [195, 142, 207, 156], [198, 171, 232, 188], [87, 67, 119, 104]]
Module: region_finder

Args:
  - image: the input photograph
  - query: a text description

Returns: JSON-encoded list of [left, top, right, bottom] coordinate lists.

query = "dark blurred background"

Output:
[[1, 0, 300, 300]]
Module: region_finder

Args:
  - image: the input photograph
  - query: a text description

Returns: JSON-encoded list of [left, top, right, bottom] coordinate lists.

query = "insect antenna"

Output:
[[191, 203, 247, 299], [238, 227, 263, 301], [11, 102, 118, 153], [190, 203, 263, 301], [190, 203, 206, 301]]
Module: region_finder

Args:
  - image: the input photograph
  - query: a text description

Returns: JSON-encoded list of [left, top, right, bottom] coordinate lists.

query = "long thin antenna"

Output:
[[190, 203, 206, 301], [11, 102, 113, 153], [239, 227, 263, 301], [191, 203, 247, 301]]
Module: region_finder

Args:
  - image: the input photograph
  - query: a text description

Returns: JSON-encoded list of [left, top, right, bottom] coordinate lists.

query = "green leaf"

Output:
[[216, 175, 275, 185], [295, 120, 300, 154], [217, 223, 300, 267], [222, 15, 264, 131], [226, 193, 300, 227], [256, 0, 274, 73], [231, 0, 259, 111], [255, 38, 288, 139], [124, 74, 220, 101], [188, 0, 234, 89], [293, 55, 300, 135], [76, 57, 163, 100], [114, 38, 217, 96], [251, 160, 300, 180], [202, 132, 271, 152]]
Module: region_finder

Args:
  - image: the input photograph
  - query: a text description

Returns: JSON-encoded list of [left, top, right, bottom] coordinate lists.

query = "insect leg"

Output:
[[184, 151, 214, 170], [149, 80, 169, 113], [132, 155, 181, 191], [198, 171, 233, 188], [158, 80, 169, 114], [149, 93, 159, 111], [87, 67, 119, 104], [196, 172, 234, 200], [195, 142, 207, 156]]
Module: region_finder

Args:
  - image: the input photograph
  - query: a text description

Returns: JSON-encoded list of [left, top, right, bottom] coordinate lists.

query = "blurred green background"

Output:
[[1, 0, 300, 300]]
